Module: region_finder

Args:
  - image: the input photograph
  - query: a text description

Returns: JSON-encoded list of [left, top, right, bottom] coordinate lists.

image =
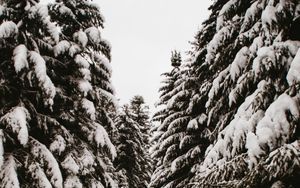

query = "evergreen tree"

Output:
[[0, 0, 118, 187], [185, 0, 300, 187], [129, 95, 153, 184], [115, 97, 152, 188], [149, 5, 232, 187], [151, 0, 300, 187], [150, 51, 207, 187], [129, 95, 151, 149]]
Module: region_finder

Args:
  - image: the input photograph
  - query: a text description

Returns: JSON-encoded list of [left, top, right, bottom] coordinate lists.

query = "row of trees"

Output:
[[2, 0, 300, 187], [150, 0, 300, 187], [0, 0, 152, 187]]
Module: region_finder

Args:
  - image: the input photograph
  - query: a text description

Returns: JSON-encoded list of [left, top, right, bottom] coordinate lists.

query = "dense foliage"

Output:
[[150, 0, 300, 187], [115, 96, 152, 188], [2, 0, 300, 187], [0, 0, 118, 187]]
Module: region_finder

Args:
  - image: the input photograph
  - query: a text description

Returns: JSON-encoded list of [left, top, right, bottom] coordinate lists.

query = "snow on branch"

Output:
[[163, 144, 178, 164], [94, 52, 112, 75], [238, 141, 300, 187], [206, 66, 230, 108], [29, 51, 56, 107], [78, 80, 92, 96], [75, 54, 90, 68], [53, 40, 70, 57], [0, 21, 18, 38], [0, 155, 20, 188], [64, 175, 83, 188], [29, 138, 63, 188], [49, 135, 66, 155], [261, 5, 278, 30], [95, 123, 117, 160], [287, 48, 300, 85], [158, 118, 190, 151], [157, 112, 184, 132], [203, 81, 272, 169], [81, 98, 96, 121], [264, 140, 300, 179], [168, 116, 191, 132], [13, 44, 29, 73], [73, 30, 88, 47], [79, 121, 116, 160], [69, 44, 81, 57], [246, 93, 300, 169], [29, 4, 59, 43], [240, 1, 265, 33], [95, 88, 119, 109], [61, 155, 80, 175], [85, 27, 102, 44], [205, 25, 234, 65], [167, 90, 189, 109], [57, 4, 76, 20], [159, 82, 184, 106], [0, 106, 30, 146], [196, 154, 248, 187], [90, 179, 105, 188], [79, 148, 95, 174], [158, 132, 185, 157], [216, 0, 240, 31], [230, 46, 250, 81], [27, 162, 52, 188], [249, 36, 264, 55], [252, 40, 300, 77]]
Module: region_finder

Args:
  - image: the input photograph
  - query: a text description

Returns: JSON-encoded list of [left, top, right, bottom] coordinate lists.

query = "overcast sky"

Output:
[[96, 0, 212, 110]]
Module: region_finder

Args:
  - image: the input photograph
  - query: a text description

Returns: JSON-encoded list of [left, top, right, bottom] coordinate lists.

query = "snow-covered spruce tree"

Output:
[[114, 101, 152, 188], [48, 0, 119, 187], [149, 2, 235, 186], [150, 50, 210, 188], [184, 0, 300, 187], [129, 95, 153, 185], [0, 0, 118, 187], [129, 95, 151, 149]]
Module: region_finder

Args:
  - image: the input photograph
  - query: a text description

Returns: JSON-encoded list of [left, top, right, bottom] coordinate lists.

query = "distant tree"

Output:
[[129, 95, 153, 183], [0, 0, 119, 187], [171, 50, 182, 68], [115, 96, 152, 188], [150, 50, 208, 187], [129, 95, 151, 149]]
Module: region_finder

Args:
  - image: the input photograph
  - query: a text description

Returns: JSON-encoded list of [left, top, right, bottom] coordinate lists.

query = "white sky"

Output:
[[96, 0, 212, 110]]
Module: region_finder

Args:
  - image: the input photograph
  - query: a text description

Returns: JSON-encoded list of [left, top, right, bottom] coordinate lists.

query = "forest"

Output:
[[0, 0, 300, 187]]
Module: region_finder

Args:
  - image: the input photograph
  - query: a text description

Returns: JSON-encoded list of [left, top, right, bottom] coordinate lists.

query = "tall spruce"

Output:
[[150, 50, 207, 187], [0, 0, 118, 187], [189, 0, 300, 187], [149, 3, 231, 185], [129, 95, 153, 184], [129, 95, 151, 149], [151, 0, 300, 187], [114, 97, 152, 188]]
